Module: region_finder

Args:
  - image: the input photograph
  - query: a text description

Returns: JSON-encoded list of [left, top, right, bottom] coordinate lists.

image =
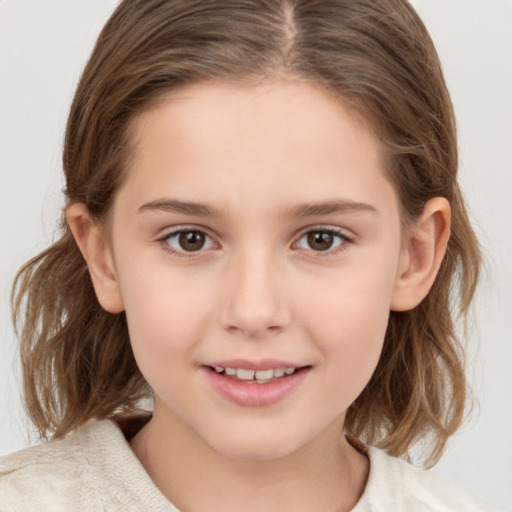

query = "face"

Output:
[[107, 80, 406, 460]]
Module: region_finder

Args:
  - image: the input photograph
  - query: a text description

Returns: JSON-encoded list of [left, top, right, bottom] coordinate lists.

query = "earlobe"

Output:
[[66, 203, 125, 314], [390, 197, 451, 312]]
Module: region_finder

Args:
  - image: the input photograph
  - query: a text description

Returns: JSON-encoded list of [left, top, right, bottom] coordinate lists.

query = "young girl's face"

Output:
[[105, 80, 407, 460]]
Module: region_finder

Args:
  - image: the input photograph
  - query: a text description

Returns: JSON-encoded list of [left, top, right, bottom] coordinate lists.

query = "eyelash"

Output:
[[156, 225, 353, 258]]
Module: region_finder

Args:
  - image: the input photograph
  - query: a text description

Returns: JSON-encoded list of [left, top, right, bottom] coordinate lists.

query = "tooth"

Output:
[[274, 368, 285, 377], [284, 368, 295, 375], [225, 367, 236, 376], [255, 369, 274, 380], [256, 379, 272, 384], [214, 366, 224, 373], [236, 368, 256, 380]]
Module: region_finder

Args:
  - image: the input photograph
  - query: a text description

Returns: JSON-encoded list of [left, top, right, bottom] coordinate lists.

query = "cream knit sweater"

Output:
[[0, 419, 493, 511]]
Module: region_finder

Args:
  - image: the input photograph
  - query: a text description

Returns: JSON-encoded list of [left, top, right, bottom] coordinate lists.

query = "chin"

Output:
[[217, 441, 299, 462], [203, 425, 309, 462]]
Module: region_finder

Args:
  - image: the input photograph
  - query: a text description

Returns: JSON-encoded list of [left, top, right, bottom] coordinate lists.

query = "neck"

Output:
[[129, 406, 369, 512]]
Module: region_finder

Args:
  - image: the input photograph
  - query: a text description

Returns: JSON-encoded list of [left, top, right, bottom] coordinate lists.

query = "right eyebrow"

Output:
[[137, 199, 222, 218]]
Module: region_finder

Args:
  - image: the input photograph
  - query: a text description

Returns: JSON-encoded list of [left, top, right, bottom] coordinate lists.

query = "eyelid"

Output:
[[157, 224, 215, 239], [294, 224, 354, 241]]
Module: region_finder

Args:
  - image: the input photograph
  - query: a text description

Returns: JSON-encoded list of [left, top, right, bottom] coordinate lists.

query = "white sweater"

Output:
[[0, 419, 493, 511]]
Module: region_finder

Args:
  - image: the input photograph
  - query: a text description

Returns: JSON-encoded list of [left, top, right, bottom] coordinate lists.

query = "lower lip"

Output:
[[203, 367, 310, 407]]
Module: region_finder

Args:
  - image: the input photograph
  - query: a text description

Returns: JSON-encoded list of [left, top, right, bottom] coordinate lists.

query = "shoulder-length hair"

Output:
[[12, 0, 481, 466]]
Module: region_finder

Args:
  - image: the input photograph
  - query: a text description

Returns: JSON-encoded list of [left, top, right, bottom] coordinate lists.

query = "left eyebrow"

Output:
[[284, 200, 378, 218]]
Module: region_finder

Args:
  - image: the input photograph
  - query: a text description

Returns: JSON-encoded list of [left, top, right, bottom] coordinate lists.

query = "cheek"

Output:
[[116, 265, 216, 382], [300, 259, 397, 398], [303, 253, 397, 337]]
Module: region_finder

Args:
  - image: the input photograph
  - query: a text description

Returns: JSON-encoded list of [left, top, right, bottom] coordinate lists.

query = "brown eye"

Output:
[[306, 231, 335, 251], [295, 229, 348, 253], [178, 231, 206, 251], [161, 229, 215, 254]]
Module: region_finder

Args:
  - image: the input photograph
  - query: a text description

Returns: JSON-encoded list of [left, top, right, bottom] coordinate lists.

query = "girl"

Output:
[[0, 0, 494, 510]]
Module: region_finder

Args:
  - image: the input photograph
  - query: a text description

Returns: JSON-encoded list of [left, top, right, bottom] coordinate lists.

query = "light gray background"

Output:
[[1, 1, 511, 510]]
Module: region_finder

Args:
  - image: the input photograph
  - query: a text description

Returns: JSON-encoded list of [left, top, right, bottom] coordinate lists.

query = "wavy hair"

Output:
[[12, 0, 481, 465]]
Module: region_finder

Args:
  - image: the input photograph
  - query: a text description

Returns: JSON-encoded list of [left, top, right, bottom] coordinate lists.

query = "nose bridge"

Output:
[[220, 244, 290, 338]]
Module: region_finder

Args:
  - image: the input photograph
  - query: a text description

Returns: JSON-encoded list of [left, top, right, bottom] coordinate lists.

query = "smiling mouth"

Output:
[[203, 364, 311, 406], [206, 365, 308, 384]]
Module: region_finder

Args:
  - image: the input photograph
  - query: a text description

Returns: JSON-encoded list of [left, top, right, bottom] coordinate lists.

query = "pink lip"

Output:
[[202, 364, 310, 407]]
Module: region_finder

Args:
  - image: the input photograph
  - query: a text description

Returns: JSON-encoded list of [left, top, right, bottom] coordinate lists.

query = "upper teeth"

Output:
[[214, 366, 297, 381]]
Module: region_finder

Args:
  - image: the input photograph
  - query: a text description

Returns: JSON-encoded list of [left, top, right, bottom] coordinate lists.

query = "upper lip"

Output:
[[203, 359, 306, 371]]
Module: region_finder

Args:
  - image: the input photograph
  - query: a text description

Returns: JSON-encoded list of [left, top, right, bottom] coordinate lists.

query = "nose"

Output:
[[219, 249, 291, 339]]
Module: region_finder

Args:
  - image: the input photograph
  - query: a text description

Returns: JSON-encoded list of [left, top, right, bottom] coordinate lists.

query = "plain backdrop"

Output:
[[1, 1, 511, 510]]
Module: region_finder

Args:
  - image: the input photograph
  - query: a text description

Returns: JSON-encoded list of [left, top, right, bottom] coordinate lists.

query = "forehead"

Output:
[[118, 79, 397, 219], [132, 79, 373, 154]]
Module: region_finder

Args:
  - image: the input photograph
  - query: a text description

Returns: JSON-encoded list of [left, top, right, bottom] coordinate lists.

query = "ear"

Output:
[[66, 203, 125, 313], [391, 197, 451, 312]]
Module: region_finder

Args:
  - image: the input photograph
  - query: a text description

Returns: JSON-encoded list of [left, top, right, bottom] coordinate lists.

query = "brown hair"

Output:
[[12, 0, 481, 465]]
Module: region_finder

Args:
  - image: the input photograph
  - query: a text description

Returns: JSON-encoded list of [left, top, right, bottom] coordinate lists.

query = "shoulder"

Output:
[[355, 446, 495, 512], [0, 418, 175, 512], [0, 420, 128, 512], [0, 420, 117, 512]]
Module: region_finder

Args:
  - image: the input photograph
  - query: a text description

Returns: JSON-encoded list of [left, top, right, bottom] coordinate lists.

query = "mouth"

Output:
[[202, 362, 311, 407], [206, 365, 304, 384]]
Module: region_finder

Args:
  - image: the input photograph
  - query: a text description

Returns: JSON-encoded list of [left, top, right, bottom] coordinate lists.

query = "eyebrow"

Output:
[[137, 198, 378, 219], [137, 199, 222, 217], [285, 200, 378, 218]]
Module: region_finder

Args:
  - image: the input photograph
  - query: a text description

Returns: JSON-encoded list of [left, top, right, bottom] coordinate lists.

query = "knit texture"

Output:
[[0, 419, 493, 511]]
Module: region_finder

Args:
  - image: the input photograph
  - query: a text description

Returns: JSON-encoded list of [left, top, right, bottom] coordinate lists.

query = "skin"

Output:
[[67, 80, 451, 512]]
